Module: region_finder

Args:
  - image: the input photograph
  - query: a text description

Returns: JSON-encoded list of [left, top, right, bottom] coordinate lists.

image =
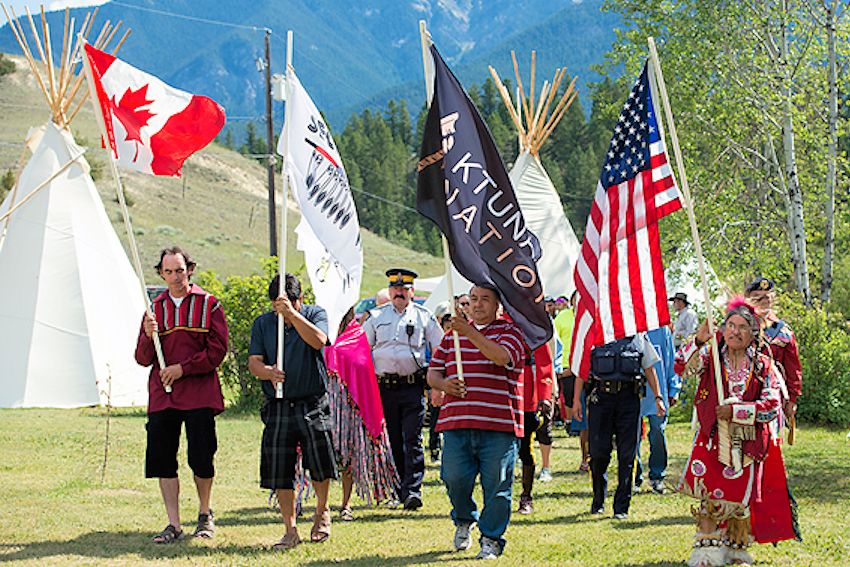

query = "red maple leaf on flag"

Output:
[[110, 84, 156, 162]]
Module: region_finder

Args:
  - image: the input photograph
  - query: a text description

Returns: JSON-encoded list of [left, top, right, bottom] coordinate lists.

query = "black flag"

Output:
[[416, 45, 551, 349]]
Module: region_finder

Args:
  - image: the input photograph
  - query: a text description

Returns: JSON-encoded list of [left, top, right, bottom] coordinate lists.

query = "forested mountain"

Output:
[[0, 0, 618, 127]]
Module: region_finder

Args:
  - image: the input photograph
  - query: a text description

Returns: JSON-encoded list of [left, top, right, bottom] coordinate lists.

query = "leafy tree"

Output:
[[0, 54, 14, 77]]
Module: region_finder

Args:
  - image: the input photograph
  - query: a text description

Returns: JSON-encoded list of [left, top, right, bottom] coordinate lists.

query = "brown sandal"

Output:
[[272, 531, 301, 550], [310, 509, 331, 542], [152, 524, 184, 544]]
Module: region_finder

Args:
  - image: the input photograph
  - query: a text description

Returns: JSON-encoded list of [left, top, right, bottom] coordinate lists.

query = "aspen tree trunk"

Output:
[[821, 0, 838, 302], [779, 0, 812, 304]]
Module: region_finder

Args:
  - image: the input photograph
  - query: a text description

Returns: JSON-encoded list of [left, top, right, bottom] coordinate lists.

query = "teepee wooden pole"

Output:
[[3, 5, 51, 103], [488, 66, 525, 146], [529, 51, 536, 123], [420, 19, 465, 390], [511, 51, 533, 134], [79, 35, 169, 390]]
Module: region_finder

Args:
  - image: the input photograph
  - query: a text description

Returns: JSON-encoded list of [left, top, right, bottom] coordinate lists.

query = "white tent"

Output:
[[426, 53, 581, 310], [508, 152, 580, 299], [0, 7, 146, 407]]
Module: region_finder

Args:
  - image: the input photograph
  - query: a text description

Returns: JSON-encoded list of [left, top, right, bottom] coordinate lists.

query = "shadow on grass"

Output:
[[610, 514, 693, 529], [0, 531, 270, 562], [301, 550, 456, 566], [612, 561, 683, 567], [215, 506, 278, 527]]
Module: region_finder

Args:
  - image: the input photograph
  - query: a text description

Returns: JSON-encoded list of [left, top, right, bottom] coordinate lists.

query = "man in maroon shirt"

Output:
[[135, 246, 228, 544]]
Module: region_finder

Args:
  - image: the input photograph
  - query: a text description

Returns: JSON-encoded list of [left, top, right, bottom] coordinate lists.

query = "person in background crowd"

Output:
[[325, 307, 399, 521], [455, 293, 472, 320], [362, 268, 443, 511], [248, 274, 337, 550], [136, 246, 228, 544], [427, 283, 526, 560], [428, 301, 453, 463], [745, 278, 802, 422], [676, 299, 798, 566], [574, 333, 666, 519], [517, 342, 554, 513], [555, 292, 589, 472], [635, 326, 680, 494], [670, 292, 699, 349]]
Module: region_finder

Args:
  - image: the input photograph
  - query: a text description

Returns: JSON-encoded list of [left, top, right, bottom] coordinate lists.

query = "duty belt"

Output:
[[590, 378, 642, 395], [378, 369, 426, 389]]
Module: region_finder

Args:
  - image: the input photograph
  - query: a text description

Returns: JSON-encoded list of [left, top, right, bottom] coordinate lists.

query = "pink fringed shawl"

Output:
[[325, 320, 385, 440]]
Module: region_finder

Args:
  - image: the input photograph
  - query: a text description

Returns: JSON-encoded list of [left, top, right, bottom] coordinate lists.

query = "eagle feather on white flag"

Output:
[[278, 70, 362, 341]]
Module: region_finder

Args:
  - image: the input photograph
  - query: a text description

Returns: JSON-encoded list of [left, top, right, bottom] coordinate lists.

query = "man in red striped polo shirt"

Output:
[[427, 283, 526, 560]]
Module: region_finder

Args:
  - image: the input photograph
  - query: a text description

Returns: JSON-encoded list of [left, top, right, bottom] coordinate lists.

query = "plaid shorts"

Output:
[[260, 394, 338, 489]]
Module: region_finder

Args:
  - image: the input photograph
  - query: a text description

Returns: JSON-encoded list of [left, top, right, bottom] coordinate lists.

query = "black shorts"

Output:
[[260, 394, 338, 490], [145, 408, 217, 479]]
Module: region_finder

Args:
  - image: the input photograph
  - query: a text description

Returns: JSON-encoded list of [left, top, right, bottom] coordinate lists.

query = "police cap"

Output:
[[386, 268, 418, 288], [745, 277, 775, 293]]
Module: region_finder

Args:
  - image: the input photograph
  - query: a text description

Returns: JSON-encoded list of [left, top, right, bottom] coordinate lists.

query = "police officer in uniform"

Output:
[[362, 268, 443, 510], [573, 333, 666, 519]]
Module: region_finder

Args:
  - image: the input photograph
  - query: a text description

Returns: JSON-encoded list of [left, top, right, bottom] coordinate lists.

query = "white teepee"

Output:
[[0, 5, 146, 407]]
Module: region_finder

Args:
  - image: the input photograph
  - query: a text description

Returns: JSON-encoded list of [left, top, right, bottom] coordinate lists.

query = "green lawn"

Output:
[[0, 409, 847, 565]]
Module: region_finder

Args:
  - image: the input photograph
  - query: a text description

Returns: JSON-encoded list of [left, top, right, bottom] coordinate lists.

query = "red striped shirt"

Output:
[[430, 318, 526, 437]]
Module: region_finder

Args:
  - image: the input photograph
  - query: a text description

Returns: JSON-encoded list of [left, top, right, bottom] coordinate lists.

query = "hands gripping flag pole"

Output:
[[81, 41, 225, 393], [416, 21, 551, 353]]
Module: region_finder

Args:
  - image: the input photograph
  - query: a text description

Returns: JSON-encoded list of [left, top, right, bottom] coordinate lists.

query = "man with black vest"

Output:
[[572, 332, 666, 519], [362, 268, 443, 510]]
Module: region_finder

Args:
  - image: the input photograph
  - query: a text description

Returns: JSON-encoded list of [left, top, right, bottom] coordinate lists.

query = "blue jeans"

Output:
[[441, 429, 518, 549], [635, 414, 668, 484]]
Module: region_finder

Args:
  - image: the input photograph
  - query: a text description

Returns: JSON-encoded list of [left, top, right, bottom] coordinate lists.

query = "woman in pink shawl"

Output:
[[325, 308, 399, 519]]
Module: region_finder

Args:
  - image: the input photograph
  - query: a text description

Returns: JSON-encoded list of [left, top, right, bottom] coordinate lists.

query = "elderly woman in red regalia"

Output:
[[675, 298, 798, 567]]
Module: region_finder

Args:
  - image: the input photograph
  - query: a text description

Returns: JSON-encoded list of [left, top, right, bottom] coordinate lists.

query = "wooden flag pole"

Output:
[[79, 36, 169, 390], [647, 38, 731, 460], [274, 30, 294, 399], [419, 20, 465, 390]]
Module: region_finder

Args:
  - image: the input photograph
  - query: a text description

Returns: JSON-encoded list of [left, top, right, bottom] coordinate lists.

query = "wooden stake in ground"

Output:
[[100, 365, 113, 485], [419, 20, 465, 392]]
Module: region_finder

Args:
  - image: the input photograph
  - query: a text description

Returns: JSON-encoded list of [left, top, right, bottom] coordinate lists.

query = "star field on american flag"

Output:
[[600, 64, 660, 187]]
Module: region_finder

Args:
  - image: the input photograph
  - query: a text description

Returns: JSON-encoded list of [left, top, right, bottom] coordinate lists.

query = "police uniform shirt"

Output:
[[362, 302, 443, 376]]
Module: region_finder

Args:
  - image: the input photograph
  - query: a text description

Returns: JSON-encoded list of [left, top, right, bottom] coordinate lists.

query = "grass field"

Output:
[[0, 409, 847, 566]]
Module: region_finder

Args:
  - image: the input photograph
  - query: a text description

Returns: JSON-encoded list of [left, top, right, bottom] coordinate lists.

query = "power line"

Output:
[[110, 1, 267, 32]]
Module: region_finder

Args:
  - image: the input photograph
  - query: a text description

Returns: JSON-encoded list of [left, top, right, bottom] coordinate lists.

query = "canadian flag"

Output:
[[83, 43, 225, 177]]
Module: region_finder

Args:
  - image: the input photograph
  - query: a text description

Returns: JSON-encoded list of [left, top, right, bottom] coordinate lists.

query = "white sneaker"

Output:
[[453, 522, 475, 551], [538, 468, 553, 482], [476, 536, 502, 559]]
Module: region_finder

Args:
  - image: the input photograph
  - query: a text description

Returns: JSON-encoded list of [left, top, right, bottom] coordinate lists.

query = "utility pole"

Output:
[[264, 29, 278, 257]]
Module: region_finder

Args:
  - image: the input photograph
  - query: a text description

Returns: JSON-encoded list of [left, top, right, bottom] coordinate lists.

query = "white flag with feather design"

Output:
[[278, 70, 362, 341]]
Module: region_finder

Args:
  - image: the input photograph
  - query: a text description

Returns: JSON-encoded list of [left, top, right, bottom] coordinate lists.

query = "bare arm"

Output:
[[248, 354, 285, 386], [274, 298, 327, 350]]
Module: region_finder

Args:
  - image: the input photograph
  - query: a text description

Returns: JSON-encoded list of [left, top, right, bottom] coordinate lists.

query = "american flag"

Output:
[[569, 62, 682, 378]]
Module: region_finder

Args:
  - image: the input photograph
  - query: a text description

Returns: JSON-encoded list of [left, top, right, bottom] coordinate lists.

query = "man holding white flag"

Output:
[[277, 69, 362, 342]]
